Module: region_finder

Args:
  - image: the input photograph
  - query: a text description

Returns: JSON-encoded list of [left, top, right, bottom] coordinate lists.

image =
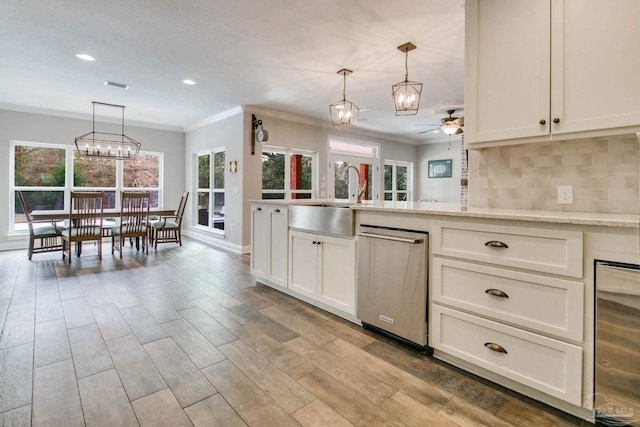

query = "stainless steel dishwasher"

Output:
[[357, 225, 430, 351]]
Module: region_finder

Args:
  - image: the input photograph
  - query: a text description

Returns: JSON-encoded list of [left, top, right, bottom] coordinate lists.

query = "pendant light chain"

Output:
[[404, 50, 409, 81], [342, 71, 347, 101]]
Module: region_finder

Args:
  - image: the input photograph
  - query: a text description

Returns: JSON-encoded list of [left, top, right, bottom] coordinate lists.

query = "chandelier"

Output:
[[392, 42, 423, 116], [329, 68, 359, 128], [74, 101, 141, 160]]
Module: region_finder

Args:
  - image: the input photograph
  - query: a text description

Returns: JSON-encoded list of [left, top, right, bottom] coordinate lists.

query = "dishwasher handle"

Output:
[[358, 232, 424, 244]]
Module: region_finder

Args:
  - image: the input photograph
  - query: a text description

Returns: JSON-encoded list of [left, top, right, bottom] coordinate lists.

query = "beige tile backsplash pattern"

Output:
[[477, 135, 639, 214]]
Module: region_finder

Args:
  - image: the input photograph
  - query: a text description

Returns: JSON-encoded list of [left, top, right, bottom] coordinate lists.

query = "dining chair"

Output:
[[112, 192, 150, 258], [16, 191, 63, 260], [61, 192, 104, 263], [150, 191, 189, 249]]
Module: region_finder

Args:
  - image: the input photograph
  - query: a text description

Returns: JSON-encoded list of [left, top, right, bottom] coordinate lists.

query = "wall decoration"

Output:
[[428, 159, 452, 178]]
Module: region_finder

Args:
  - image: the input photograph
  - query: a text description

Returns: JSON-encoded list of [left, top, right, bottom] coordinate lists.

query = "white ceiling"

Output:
[[0, 0, 465, 143]]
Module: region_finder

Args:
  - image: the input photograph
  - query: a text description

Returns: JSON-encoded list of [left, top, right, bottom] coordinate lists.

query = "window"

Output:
[[10, 141, 163, 234], [384, 160, 412, 201], [328, 138, 380, 201], [196, 148, 225, 232], [12, 143, 66, 232], [261, 147, 315, 200]]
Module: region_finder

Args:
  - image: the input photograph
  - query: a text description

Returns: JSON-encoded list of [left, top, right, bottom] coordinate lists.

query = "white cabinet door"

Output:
[[466, 0, 640, 146], [250, 206, 269, 278], [288, 230, 317, 299], [465, 0, 551, 144], [551, 0, 640, 135], [317, 235, 356, 315], [268, 207, 288, 287]]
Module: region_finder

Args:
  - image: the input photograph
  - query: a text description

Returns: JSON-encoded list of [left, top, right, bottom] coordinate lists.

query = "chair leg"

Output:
[[112, 235, 115, 255], [28, 236, 34, 260]]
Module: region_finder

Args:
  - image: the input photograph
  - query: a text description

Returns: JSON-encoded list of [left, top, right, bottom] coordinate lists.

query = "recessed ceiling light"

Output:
[[104, 81, 129, 89], [182, 79, 196, 85], [76, 53, 96, 61]]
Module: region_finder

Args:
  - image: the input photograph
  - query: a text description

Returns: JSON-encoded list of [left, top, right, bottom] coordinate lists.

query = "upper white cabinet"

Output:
[[465, 0, 640, 147]]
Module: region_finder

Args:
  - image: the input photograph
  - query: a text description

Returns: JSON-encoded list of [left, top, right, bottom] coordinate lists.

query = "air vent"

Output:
[[104, 81, 129, 89]]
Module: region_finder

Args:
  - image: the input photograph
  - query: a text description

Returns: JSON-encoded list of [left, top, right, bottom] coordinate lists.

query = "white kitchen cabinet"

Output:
[[250, 203, 288, 288], [465, 0, 640, 146], [288, 230, 356, 315], [430, 220, 585, 405]]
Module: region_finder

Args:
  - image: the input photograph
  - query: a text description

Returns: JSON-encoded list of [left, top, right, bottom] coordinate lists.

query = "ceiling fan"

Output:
[[417, 109, 464, 135]]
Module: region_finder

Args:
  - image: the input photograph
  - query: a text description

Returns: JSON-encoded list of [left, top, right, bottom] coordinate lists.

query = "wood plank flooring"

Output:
[[0, 239, 588, 426]]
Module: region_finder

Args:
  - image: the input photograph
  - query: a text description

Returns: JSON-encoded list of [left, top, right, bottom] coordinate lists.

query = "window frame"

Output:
[[195, 147, 225, 234], [384, 159, 413, 201], [328, 137, 381, 201], [261, 146, 317, 200], [9, 140, 164, 234]]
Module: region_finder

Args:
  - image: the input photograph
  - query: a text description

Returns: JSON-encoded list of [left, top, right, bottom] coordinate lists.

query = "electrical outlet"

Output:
[[557, 185, 574, 204]]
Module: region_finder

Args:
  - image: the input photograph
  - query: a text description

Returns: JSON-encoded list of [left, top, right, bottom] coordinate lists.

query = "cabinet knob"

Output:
[[484, 342, 508, 354], [485, 289, 509, 298], [539, 119, 546, 125], [274, 209, 280, 213], [256, 207, 262, 211], [484, 240, 509, 249], [553, 117, 560, 124]]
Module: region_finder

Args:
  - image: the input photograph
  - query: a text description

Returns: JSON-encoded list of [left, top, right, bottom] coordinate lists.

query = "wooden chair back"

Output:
[[120, 192, 150, 236], [69, 192, 104, 238], [16, 191, 35, 233], [175, 191, 189, 226]]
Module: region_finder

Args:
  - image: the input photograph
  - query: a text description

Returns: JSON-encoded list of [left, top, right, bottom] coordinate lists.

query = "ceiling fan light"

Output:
[[441, 123, 459, 135]]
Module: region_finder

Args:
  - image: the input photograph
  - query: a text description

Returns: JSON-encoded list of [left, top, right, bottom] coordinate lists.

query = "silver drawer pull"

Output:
[[485, 289, 509, 298], [484, 240, 508, 249], [484, 342, 508, 354], [358, 232, 423, 244]]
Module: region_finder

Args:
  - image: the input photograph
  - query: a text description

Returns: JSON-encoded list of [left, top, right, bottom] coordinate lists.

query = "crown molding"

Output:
[[184, 106, 244, 132], [241, 105, 421, 145], [0, 103, 184, 132]]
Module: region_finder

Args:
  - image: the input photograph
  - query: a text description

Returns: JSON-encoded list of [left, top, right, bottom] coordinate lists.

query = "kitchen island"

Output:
[[250, 199, 639, 421]]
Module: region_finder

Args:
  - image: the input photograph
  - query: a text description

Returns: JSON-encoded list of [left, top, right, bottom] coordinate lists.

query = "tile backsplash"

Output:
[[477, 135, 639, 214]]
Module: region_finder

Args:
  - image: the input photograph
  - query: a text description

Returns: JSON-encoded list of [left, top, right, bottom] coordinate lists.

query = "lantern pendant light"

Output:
[[392, 42, 423, 116], [329, 68, 359, 128]]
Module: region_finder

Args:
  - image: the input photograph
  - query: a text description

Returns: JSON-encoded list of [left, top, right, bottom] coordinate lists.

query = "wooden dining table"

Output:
[[31, 209, 176, 256]]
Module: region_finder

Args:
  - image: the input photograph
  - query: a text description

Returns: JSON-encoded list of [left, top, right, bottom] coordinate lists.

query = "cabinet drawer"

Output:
[[432, 258, 584, 341], [432, 222, 583, 277], [431, 305, 583, 405]]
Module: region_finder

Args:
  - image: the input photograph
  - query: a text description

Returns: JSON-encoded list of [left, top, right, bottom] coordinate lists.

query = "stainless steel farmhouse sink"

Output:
[[289, 204, 355, 237]]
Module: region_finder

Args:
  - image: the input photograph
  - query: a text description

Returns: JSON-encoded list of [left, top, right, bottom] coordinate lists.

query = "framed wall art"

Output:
[[428, 159, 452, 178]]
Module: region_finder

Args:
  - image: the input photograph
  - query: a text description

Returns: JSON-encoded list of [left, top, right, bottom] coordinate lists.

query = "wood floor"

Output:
[[0, 238, 588, 426]]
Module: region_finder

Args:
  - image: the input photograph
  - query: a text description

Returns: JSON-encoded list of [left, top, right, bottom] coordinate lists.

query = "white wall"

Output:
[[184, 112, 244, 252], [416, 139, 463, 202], [0, 108, 185, 250]]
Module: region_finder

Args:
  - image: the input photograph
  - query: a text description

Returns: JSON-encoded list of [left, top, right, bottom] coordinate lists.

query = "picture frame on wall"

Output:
[[428, 159, 452, 178]]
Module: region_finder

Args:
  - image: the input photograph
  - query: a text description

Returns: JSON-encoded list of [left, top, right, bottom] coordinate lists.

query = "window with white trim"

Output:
[[10, 140, 163, 233], [196, 147, 225, 232], [384, 160, 412, 201], [261, 147, 316, 200], [328, 138, 380, 201]]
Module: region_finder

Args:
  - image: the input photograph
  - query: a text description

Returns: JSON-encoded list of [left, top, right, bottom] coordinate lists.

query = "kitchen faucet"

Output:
[[341, 165, 367, 203]]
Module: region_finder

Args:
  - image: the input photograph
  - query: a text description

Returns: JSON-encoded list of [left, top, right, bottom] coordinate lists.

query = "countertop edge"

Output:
[[249, 200, 640, 228]]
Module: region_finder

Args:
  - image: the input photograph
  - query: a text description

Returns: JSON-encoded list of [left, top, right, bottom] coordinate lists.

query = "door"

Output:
[[250, 206, 269, 277], [317, 235, 356, 315], [551, 0, 640, 135], [331, 160, 376, 202], [288, 230, 317, 299], [268, 207, 288, 287], [465, 0, 551, 143]]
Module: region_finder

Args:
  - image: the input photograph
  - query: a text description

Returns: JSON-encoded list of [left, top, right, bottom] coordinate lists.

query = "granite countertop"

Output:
[[250, 199, 639, 228]]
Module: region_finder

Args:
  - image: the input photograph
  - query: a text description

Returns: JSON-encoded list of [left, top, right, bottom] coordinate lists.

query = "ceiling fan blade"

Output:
[[416, 127, 440, 134], [455, 127, 464, 134], [452, 117, 464, 126]]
